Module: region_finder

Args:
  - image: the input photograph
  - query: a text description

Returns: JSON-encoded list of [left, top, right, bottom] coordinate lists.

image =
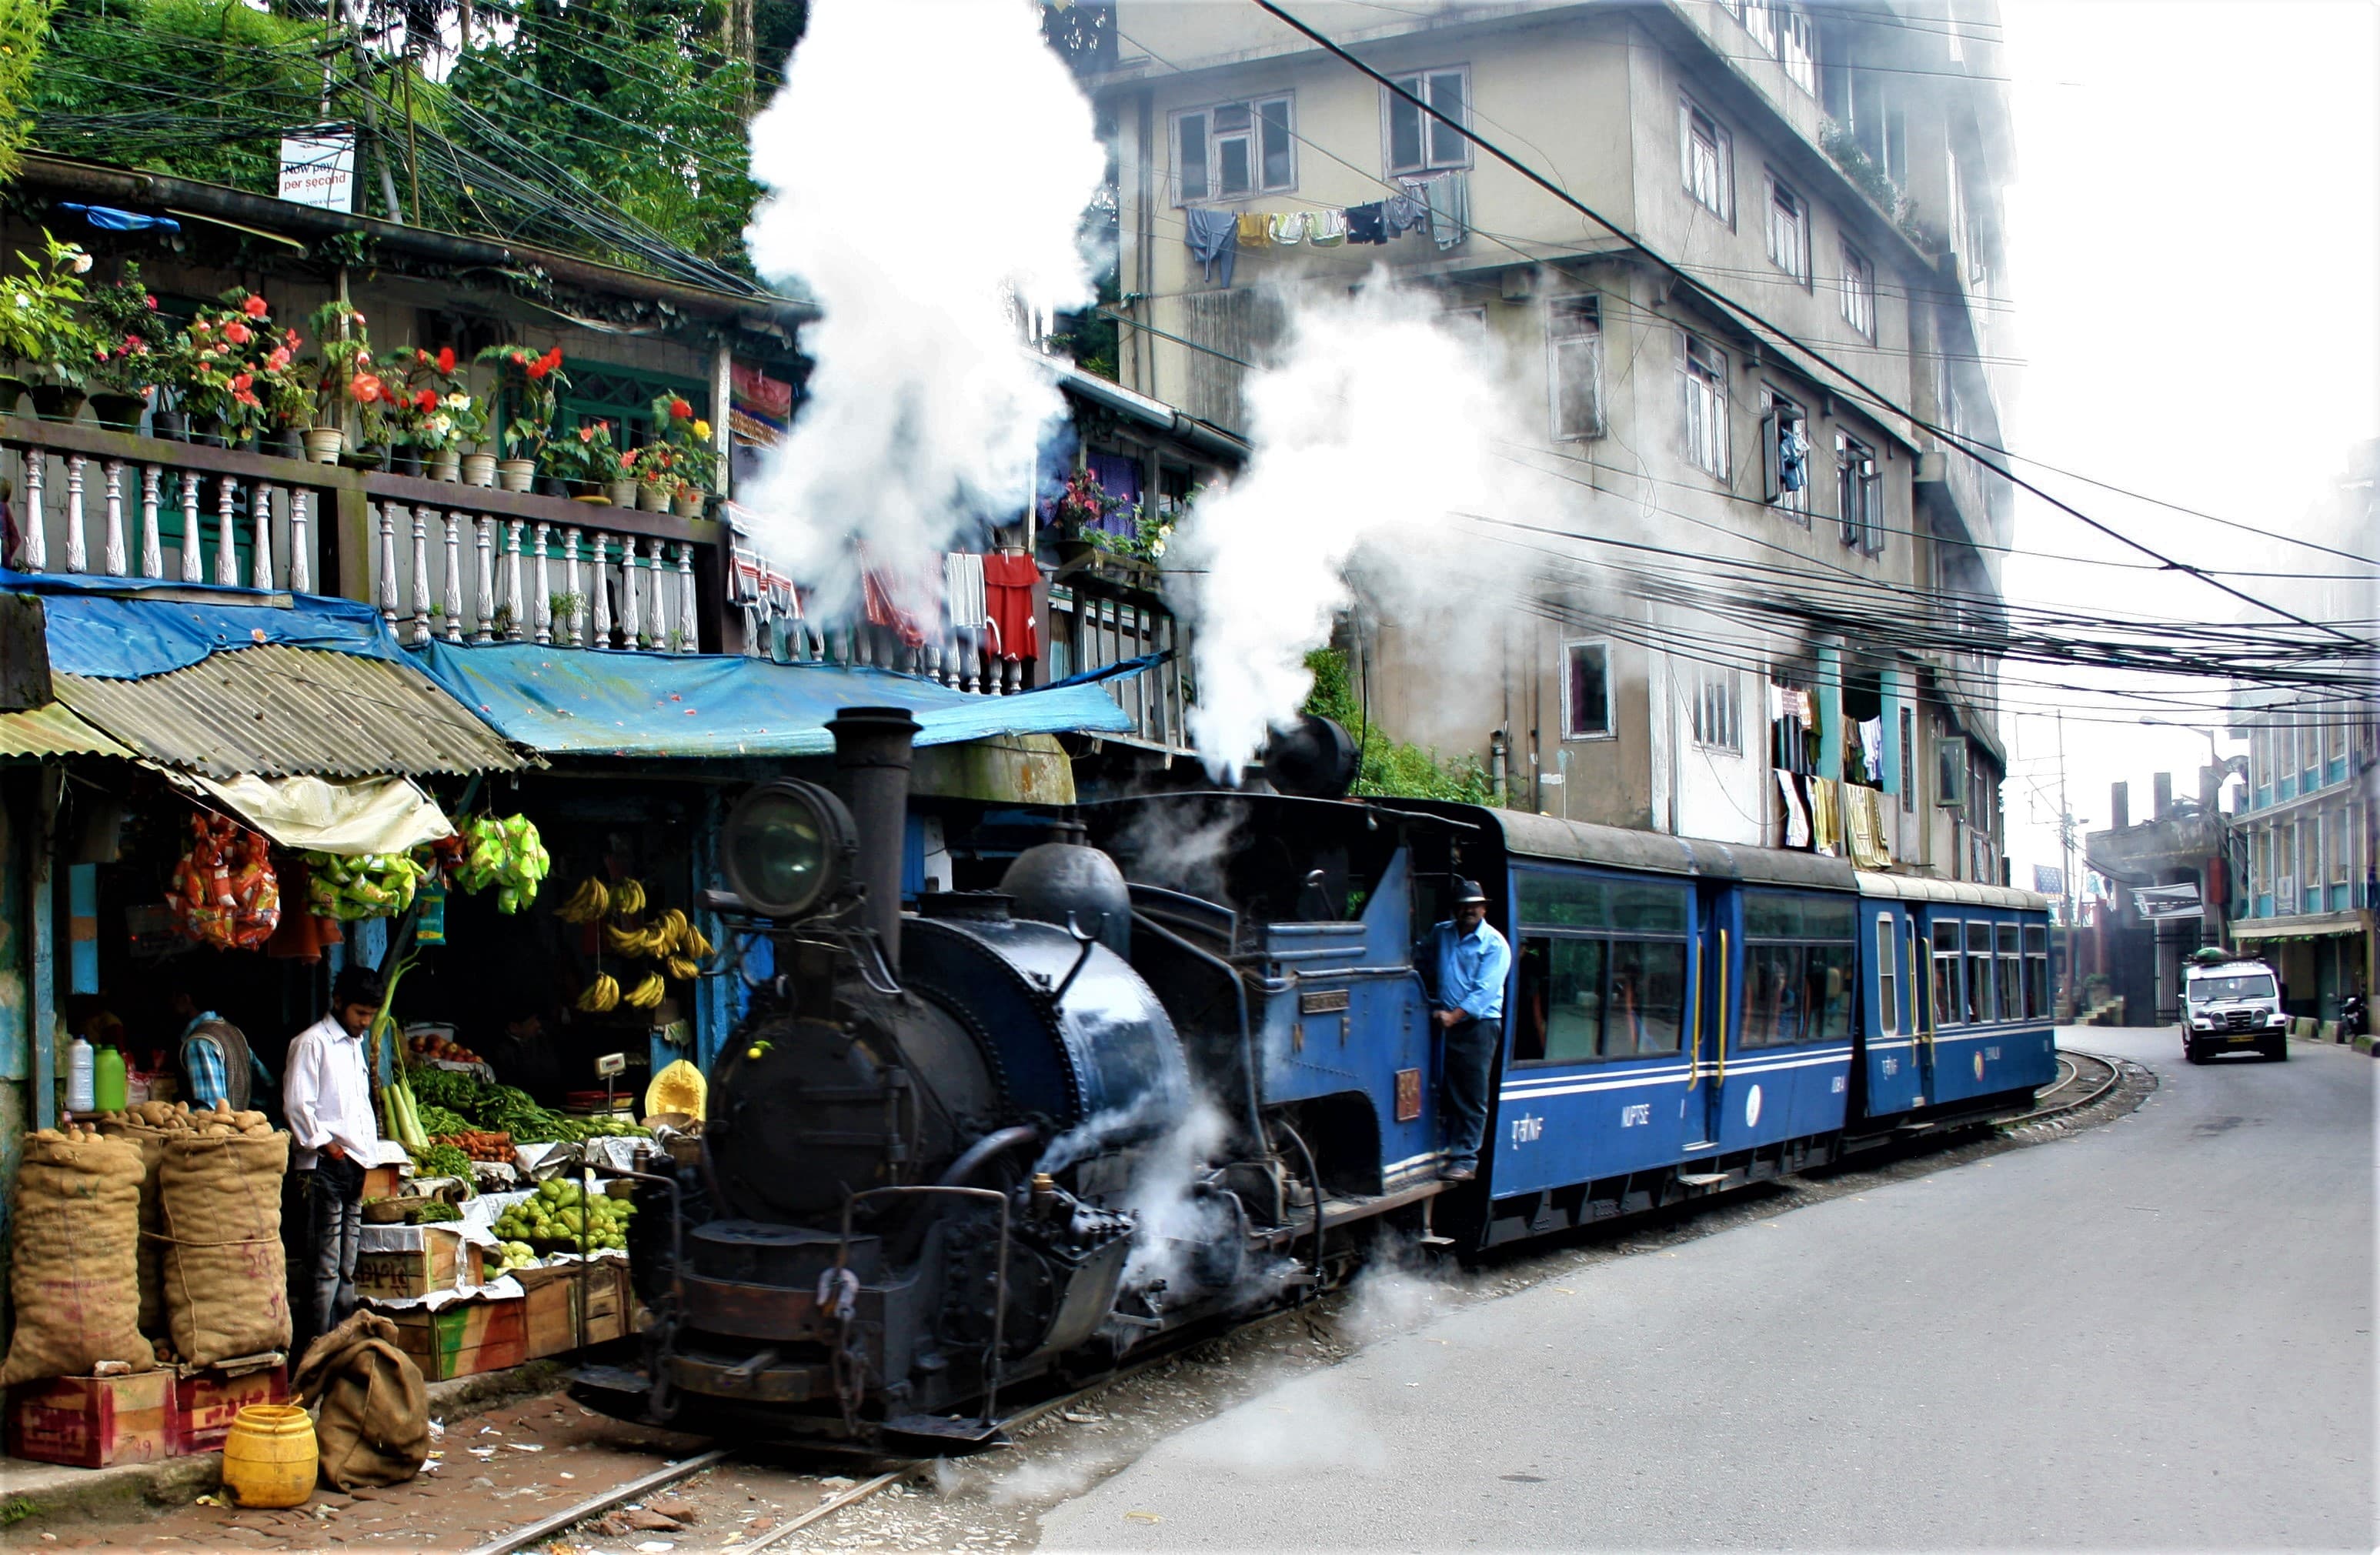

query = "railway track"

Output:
[[2014, 1048, 2123, 1123]]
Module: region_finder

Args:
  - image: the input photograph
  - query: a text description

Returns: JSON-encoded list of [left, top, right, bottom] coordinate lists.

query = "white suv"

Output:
[[2181, 959, 2290, 1063]]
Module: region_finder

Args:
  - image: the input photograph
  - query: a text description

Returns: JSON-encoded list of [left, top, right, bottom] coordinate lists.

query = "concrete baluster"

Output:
[[532, 523, 552, 645], [289, 489, 311, 594], [676, 542, 697, 654], [409, 507, 432, 643], [441, 511, 463, 643], [472, 516, 496, 642], [101, 459, 125, 576], [250, 485, 274, 592], [177, 469, 199, 582], [217, 475, 240, 587], [139, 465, 163, 579], [375, 503, 399, 626], [504, 520, 526, 642], [619, 535, 642, 648], [18, 449, 45, 571], [63, 455, 86, 573], [592, 534, 613, 649], [563, 529, 583, 646]]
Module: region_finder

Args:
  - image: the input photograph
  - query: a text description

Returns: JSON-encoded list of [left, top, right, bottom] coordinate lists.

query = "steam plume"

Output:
[[740, 0, 1103, 620]]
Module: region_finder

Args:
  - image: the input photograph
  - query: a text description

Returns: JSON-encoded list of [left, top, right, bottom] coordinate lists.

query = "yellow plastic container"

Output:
[[220, 1403, 316, 1508]]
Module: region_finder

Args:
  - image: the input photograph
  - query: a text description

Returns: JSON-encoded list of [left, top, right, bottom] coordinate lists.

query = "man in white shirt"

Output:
[[284, 965, 385, 1356]]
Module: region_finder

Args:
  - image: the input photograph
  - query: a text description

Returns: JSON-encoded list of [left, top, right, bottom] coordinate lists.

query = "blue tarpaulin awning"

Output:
[[405, 639, 1135, 758], [0, 571, 397, 678]]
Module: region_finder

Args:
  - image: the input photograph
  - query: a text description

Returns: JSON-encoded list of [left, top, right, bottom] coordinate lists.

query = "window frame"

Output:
[[1840, 242, 1876, 339], [1680, 331, 1732, 482], [1691, 662, 1742, 753], [1738, 889, 1857, 1049], [1170, 94, 1297, 205], [1964, 919, 1995, 1023], [1759, 384, 1811, 520], [1874, 913, 1900, 1037], [1679, 98, 1734, 223], [1547, 294, 1606, 442], [1510, 869, 1694, 1067], [1931, 919, 1962, 1026], [1561, 638, 1614, 742], [1835, 430, 1882, 555], [1764, 169, 1811, 285], [1384, 65, 1472, 178], [2022, 923, 2049, 1020], [1994, 922, 2021, 1023]]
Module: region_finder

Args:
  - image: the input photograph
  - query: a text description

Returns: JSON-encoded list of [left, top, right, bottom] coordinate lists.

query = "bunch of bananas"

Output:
[[613, 878, 647, 916], [554, 876, 610, 924], [576, 973, 619, 1013], [622, 972, 666, 1009], [602, 907, 712, 964]]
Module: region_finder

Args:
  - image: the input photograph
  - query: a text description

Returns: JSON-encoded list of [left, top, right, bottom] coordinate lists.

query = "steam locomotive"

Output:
[[581, 707, 2056, 1447]]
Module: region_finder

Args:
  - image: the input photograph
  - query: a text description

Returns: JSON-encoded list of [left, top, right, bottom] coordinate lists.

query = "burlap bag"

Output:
[[0, 1133, 155, 1385], [155, 1130, 294, 1366], [93, 1117, 171, 1335], [292, 1310, 429, 1489]]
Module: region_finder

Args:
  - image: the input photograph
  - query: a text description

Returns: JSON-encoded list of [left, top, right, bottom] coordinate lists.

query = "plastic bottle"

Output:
[[93, 1044, 127, 1114], [65, 1035, 95, 1114]]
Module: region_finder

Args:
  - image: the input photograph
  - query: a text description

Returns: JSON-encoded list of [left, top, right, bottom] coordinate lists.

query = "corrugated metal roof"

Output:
[[0, 700, 136, 759], [52, 645, 523, 779]]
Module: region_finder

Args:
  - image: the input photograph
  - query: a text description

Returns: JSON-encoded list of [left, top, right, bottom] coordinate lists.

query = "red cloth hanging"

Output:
[[982, 552, 1040, 662]]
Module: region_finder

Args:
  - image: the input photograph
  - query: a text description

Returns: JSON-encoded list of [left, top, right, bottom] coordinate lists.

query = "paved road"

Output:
[[1039, 1029, 2375, 1550]]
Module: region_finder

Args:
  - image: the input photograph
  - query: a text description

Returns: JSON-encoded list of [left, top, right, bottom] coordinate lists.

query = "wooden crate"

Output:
[[170, 1362, 290, 1455], [384, 1296, 528, 1381], [355, 1229, 486, 1301], [361, 1163, 406, 1201], [519, 1263, 633, 1358], [6, 1370, 174, 1468]]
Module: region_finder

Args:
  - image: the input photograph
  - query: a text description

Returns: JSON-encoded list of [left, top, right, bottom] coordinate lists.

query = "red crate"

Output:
[[170, 1363, 290, 1455], [7, 1370, 174, 1468]]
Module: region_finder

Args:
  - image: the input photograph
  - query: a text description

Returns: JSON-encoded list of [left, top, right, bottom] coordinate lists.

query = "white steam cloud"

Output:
[[1173, 275, 1555, 778], [741, 0, 1103, 621]]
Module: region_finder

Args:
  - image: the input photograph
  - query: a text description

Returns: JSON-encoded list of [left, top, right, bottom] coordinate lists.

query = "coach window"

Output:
[[2023, 924, 2049, 1019], [1741, 891, 1855, 1046], [1965, 920, 1995, 1023], [1874, 915, 1899, 1036], [1994, 924, 2021, 1021], [1512, 870, 1689, 1063], [1931, 921, 1961, 1025]]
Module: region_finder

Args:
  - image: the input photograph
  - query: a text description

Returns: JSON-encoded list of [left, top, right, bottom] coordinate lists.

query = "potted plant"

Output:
[[623, 439, 674, 510], [170, 304, 269, 447], [0, 232, 97, 422], [404, 348, 481, 482], [255, 322, 312, 459], [83, 261, 162, 431], [670, 479, 706, 520], [477, 343, 566, 492], [543, 418, 621, 502], [302, 300, 382, 464], [647, 392, 718, 514]]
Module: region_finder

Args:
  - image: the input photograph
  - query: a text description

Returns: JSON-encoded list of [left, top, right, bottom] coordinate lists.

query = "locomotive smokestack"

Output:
[[829, 706, 920, 966]]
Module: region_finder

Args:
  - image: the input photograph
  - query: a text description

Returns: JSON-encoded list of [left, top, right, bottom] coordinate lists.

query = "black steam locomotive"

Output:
[[582, 705, 2055, 1447]]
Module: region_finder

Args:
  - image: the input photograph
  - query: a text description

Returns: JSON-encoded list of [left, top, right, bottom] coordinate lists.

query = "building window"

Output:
[[1548, 295, 1604, 440], [1692, 664, 1741, 752], [1680, 100, 1733, 222], [1898, 704, 1915, 813], [1385, 68, 1469, 176], [1563, 640, 1612, 739], [1780, 5, 1817, 93], [1836, 432, 1881, 554], [1841, 243, 1875, 339], [1764, 172, 1810, 283], [1759, 385, 1810, 519], [1173, 96, 1294, 204], [1680, 332, 1731, 481], [1741, 0, 1777, 54]]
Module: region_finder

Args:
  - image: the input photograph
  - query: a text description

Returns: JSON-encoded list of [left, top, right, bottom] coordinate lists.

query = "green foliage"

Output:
[[0, 0, 55, 184], [1301, 648, 1497, 805], [0, 229, 94, 383]]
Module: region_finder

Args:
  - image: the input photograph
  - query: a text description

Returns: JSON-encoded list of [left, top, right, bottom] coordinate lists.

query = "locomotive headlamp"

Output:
[[721, 779, 860, 919]]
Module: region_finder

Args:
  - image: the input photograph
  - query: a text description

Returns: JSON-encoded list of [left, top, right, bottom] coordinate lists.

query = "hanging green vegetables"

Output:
[[305, 851, 426, 920], [452, 813, 551, 914]]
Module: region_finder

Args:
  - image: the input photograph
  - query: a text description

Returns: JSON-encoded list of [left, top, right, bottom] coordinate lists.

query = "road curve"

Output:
[[1036, 1028, 2374, 1551]]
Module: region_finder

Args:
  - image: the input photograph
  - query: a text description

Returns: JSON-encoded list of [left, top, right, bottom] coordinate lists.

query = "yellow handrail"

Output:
[[1686, 927, 1704, 1091], [1715, 928, 1730, 1086]]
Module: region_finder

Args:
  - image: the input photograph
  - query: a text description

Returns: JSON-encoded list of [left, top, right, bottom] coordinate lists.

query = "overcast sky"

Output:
[[1993, 0, 2378, 891]]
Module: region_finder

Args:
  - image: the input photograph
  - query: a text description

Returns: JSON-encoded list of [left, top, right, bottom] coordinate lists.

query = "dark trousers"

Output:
[[292, 1156, 365, 1357], [1440, 1016, 1500, 1169]]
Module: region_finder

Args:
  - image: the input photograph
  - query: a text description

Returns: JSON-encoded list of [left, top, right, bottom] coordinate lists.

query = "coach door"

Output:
[[1685, 884, 1732, 1151]]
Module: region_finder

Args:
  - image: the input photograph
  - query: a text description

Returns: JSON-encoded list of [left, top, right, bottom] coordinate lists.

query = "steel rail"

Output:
[[2012, 1049, 2124, 1124], [460, 1448, 732, 1555]]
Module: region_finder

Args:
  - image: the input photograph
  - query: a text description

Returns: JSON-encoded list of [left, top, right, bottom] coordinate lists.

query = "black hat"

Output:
[[1452, 879, 1488, 906]]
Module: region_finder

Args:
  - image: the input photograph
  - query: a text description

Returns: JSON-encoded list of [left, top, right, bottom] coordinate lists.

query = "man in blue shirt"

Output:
[[1420, 879, 1510, 1181]]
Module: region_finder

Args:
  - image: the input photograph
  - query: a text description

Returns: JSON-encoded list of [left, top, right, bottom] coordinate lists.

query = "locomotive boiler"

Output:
[[592, 708, 1342, 1447]]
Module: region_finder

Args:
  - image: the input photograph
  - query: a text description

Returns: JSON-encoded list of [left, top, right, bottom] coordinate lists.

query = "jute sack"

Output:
[[0, 1131, 155, 1385], [93, 1117, 172, 1335], [155, 1130, 294, 1366], [292, 1310, 429, 1489]]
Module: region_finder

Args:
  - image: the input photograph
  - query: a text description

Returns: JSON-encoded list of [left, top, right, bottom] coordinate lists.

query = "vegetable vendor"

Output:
[[283, 964, 385, 1358]]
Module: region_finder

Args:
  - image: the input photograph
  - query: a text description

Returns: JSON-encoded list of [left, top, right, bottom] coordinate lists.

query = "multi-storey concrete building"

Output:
[[2229, 437, 2378, 1023], [1093, 0, 2016, 880]]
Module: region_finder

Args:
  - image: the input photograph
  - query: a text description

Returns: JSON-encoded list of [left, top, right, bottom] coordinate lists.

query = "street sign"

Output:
[[2033, 864, 2066, 896], [278, 128, 355, 212], [2132, 882, 2202, 920]]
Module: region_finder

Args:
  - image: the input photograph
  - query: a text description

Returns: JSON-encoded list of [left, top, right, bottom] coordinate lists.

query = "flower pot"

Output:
[[429, 451, 462, 483], [671, 491, 704, 519], [638, 482, 672, 512], [0, 375, 29, 416], [392, 447, 425, 478], [186, 413, 225, 448], [538, 476, 571, 499], [462, 452, 498, 488], [606, 478, 641, 509], [89, 392, 146, 432], [28, 385, 86, 423], [152, 407, 185, 442], [273, 428, 305, 460], [302, 426, 345, 465], [495, 458, 535, 493]]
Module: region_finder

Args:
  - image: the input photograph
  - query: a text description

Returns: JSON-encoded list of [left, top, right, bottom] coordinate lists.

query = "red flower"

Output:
[[415, 389, 439, 412], [282, 329, 300, 350], [351, 372, 385, 404], [436, 347, 456, 375], [125, 334, 145, 352], [668, 397, 693, 420], [537, 345, 563, 374], [525, 355, 550, 381], [230, 372, 252, 392], [234, 388, 262, 409], [241, 294, 269, 319], [619, 451, 636, 472], [414, 348, 431, 365], [577, 422, 600, 443], [143, 294, 158, 309], [263, 345, 292, 372], [222, 320, 252, 346]]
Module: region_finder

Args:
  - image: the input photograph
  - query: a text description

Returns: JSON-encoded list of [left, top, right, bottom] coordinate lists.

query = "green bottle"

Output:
[[93, 1043, 128, 1114]]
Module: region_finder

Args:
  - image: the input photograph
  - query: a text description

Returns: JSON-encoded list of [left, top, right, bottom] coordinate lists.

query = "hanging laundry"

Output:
[[1808, 777, 1842, 858], [982, 551, 1041, 662], [1267, 211, 1307, 246], [1383, 192, 1428, 235], [1307, 209, 1349, 247], [1236, 212, 1273, 250], [1183, 207, 1239, 286], [1776, 770, 1811, 849], [943, 552, 989, 639], [1778, 419, 1811, 493], [1407, 172, 1469, 249], [1844, 786, 1892, 870], [857, 543, 930, 649], [1858, 718, 1884, 786], [1344, 202, 1387, 244]]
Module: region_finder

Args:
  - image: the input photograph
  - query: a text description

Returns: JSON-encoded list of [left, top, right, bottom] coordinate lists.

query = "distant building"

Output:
[[1093, 0, 2016, 879], [2083, 772, 2240, 1025]]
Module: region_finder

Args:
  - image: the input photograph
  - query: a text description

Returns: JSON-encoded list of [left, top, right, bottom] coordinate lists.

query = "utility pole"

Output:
[[2058, 709, 2078, 1019]]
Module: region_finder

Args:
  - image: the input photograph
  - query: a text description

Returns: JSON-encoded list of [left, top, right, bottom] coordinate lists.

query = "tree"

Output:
[[1301, 648, 1497, 804], [0, 0, 55, 184]]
